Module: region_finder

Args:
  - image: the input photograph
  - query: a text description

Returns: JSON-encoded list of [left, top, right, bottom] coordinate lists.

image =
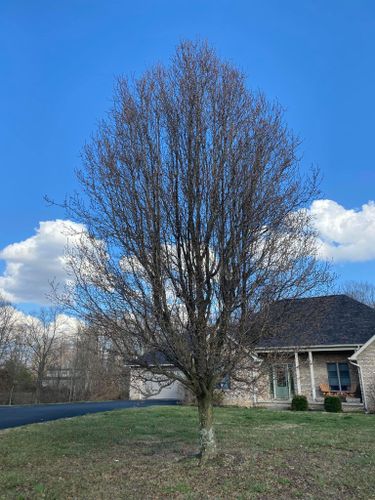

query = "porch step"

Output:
[[258, 400, 364, 412], [346, 397, 361, 403], [315, 397, 361, 404], [310, 402, 364, 412]]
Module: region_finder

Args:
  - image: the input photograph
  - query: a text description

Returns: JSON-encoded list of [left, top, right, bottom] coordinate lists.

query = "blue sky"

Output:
[[1, 0, 375, 309]]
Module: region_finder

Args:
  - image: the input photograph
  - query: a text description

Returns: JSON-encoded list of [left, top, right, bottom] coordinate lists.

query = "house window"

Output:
[[217, 374, 231, 390], [327, 362, 351, 391]]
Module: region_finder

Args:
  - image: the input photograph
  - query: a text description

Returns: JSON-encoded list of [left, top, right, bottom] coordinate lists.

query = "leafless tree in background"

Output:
[[60, 41, 330, 460], [24, 309, 62, 403], [339, 281, 375, 308], [1, 328, 31, 405], [67, 325, 106, 400], [66, 325, 128, 402], [0, 294, 18, 365], [0, 300, 126, 404]]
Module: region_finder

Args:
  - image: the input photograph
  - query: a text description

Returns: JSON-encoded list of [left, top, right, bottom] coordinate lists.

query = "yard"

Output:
[[0, 406, 374, 499]]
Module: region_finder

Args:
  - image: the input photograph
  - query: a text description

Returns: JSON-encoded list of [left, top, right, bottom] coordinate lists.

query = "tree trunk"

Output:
[[8, 384, 14, 405], [34, 379, 42, 404], [197, 393, 216, 462], [69, 372, 75, 402]]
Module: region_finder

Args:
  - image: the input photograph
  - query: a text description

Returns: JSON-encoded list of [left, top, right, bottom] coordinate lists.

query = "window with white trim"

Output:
[[217, 374, 231, 390]]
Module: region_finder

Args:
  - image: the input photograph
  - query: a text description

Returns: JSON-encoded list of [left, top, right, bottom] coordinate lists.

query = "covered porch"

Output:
[[255, 346, 364, 409]]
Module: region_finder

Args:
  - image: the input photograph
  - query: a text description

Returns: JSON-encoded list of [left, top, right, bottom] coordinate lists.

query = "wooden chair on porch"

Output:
[[320, 383, 358, 399], [343, 384, 358, 398], [319, 383, 332, 397]]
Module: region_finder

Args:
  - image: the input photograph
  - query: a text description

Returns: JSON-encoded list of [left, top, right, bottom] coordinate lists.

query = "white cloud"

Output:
[[54, 313, 82, 338], [310, 199, 375, 262], [2, 202, 375, 306], [8, 308, 79, 333], [0, 220, 86, 305]]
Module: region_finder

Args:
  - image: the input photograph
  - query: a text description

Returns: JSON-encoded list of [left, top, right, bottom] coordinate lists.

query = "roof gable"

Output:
[[349, 334, 375, 360]]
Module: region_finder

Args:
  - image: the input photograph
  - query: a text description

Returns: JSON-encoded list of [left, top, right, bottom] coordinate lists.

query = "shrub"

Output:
[[324, 395, 342, 412], [291, 395, 308, 411]]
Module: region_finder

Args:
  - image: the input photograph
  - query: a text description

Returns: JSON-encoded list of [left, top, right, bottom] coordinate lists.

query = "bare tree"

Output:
[[0, 294, 18, 365], [60, 41, 330, 460], [67, 326, 103, 400], [340, 281, 375, 308], [66, 325, 127, 402], [24, 309, 62, 403], [1, 328, 31, 405]]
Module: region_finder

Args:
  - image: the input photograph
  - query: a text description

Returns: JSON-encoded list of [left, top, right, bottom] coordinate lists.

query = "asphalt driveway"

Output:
[[0, 399, 179, 430]]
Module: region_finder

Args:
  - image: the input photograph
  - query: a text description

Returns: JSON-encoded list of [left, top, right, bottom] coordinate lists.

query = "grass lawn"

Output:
[[1, 407, 374, 499]]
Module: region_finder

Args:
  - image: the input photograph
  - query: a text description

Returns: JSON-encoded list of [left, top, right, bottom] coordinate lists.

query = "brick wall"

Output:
[[221, 367, 271, 407], [355, 340, 375, 412], [222, 351, 359, 405]]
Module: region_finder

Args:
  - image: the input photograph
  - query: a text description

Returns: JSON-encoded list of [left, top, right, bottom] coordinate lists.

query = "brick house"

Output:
[[349, 335, 375, 412], [129, 295, 375, 412]]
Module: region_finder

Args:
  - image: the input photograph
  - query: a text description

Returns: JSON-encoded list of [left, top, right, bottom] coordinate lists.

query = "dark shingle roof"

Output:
[[132, 350, 172, 366], [257, 294, 375, 349], [130, 295, 375, 366]]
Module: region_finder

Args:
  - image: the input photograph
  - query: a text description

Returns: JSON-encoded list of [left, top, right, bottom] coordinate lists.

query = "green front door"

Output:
[[272, 364, 295, 400]]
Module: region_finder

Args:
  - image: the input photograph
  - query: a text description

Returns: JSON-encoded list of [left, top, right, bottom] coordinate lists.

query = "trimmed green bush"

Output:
[[324, 395, 342, 412], [291, 395, 308, 411]]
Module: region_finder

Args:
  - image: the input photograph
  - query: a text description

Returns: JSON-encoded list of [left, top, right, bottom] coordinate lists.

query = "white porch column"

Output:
[[308, 350, 316, 401], [294, 352, 302, 395], [251, 370, 258, 405], [272, 368, 277, 399], [252, 385, 258, 405]]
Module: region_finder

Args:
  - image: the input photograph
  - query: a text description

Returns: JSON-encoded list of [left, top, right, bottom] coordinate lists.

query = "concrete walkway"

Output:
[[0, 399, 179, 430]]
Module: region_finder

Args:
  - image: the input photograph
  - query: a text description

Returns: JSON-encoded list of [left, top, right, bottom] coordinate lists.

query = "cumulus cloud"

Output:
[[2, 202, 375, 305], [0, 219, 86, 304], [53, 313, 82, 337], [9, 307, 79, 332], [1, 307, 82, 343], [310, 199, 375, 262]]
